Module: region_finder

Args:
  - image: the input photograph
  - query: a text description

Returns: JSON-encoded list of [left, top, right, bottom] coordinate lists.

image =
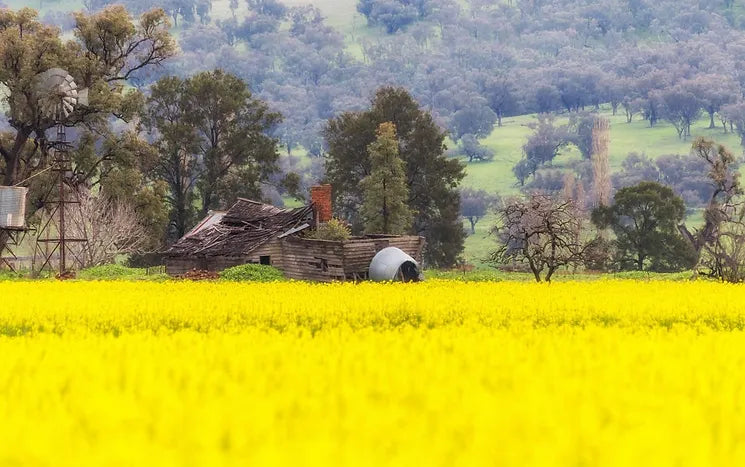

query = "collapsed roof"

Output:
[[165, 199, 314, 257]]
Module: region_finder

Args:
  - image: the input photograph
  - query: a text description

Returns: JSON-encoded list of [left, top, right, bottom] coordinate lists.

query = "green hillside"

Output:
[[459, 107, 741, 265]]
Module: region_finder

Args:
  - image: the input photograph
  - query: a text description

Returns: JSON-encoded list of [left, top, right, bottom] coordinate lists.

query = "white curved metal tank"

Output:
[[369, 247, 422, 282], [0, 187, 27, 228]]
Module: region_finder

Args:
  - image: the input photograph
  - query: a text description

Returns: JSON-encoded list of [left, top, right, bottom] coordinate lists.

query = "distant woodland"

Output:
[[5, 0, 745, 271], [12, 0, 745, 156]]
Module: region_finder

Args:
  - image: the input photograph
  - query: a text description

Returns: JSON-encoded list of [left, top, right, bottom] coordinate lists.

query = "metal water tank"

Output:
[[0, 187, 28, 228], [369, 247, 423, 282]]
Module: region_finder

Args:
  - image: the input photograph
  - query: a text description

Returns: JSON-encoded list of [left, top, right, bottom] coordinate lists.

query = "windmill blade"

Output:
[[77, 88, 89, 107], [33, 68, 82, 121]]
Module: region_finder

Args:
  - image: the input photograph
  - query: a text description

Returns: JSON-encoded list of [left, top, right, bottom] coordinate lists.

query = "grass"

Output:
[[462, 108, 743, 197], [458, 109, 740, 263], [427, 268, 702, 282]]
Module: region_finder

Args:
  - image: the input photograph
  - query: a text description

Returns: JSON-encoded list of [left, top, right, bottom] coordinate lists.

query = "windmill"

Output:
[[32, 68, 90, 276]]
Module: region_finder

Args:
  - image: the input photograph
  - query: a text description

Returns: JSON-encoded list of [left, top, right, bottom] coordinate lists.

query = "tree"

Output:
[[678, 138, 744, 280], [324, 87, 466, 267], [455, 134, 494, 162], [490, 194, 593, 283], [68, 192, 149, 267], [245, 0, 286, 18], [687, 74, 738, 130], [450, 99, 497, 140], [361, 122, 411, 234], [483, 76, 517, 127], [720, 102, 745, 148], [567, 112, 596, 160], [460, 188, 495, 234], [656, 85, 703, 139], [144, 76, 201, 241], [521, 114, 571, 167], [0, 6, 174, 255], [590, 117, 611, 208], [512, 157, 537, 187], [66, 130, 169, 250], [357, 0, 431, 33], [184, 70, 282, 216], [0, 6, 175, 188], [592, 181, 695, 271]]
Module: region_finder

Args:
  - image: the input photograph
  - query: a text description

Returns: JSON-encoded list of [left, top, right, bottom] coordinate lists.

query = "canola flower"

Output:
[[1, 280, 745, 466]]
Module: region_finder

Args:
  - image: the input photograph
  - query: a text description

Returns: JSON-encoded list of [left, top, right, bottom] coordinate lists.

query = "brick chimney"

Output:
[[310, 184, 332, 224]]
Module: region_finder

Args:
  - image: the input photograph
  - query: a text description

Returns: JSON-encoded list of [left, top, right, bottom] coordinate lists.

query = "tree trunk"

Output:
[[469, 217, 476, 234], [2, 129, 32, 186], [545, 266, 556, 283], [709, 111, 716, 129]]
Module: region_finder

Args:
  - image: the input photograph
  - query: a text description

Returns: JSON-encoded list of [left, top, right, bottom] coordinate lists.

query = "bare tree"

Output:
[[68, 192, 149, 268], [489, 194, 595, 282], [591, 117, 612, 208]]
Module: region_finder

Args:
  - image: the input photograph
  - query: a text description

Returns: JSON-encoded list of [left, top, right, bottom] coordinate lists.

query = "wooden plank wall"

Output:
[[279, 237, 346, 281], [342, 236, 424, 277], [165, 240, 284, 275], [165, 235, 425, 281]]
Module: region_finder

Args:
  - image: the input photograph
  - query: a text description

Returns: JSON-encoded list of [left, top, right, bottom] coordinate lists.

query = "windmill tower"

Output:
[[32, 68, 90, 276]]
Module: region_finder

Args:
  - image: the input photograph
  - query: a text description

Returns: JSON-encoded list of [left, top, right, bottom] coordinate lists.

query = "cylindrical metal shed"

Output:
[[369, 247, 422, 282], [0, 187, 27, 228]]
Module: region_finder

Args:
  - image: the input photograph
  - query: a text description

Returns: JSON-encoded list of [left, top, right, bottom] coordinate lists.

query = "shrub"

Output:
[[0, 270, 25, 281], [219, 264, 285, 282], [305, 218, 351, 241], [77, 264, 156, 281]]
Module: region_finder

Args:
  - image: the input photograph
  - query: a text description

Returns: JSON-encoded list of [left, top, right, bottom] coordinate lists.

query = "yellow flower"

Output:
[[1, 280, 745, 466]]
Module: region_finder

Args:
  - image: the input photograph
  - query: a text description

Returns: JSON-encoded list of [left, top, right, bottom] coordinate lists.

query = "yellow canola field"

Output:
[[2, 280, 745, 466]]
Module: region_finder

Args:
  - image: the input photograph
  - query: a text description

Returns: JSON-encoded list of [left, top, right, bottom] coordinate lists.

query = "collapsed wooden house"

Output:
[[164, 185, 425, 281]]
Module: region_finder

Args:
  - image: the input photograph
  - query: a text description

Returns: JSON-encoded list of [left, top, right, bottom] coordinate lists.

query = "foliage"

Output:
[[0, 270, 25, 281], [324, 87, 465, 267], [592, 181, 696, 272], [0, 6, 175, 187], [305, 218, 352, 241], [145, 70, 283, 240], [0, 6, 174, 253], [453, 134, 495, 163], [77, 264, 142, 279], [218, 263, 285, 281], [460, 188, 496, 234], [679, 138, 745, 281], [3, 280, 745, 464], [144, 76, 201, 241], [613, 152, 713, 207], [514, 115, 571, 181], [357, 0, 431, 33], [360, 122, 411, 234]]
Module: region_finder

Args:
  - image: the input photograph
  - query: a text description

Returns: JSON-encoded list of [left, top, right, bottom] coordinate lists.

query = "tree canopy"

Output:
[[592, 181, 695, 272], [324, 87, 465, 267], [360, 122, 411, 234]]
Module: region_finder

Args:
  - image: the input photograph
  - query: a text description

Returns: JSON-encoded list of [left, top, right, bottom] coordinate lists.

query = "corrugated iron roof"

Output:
[[165, 199, 314, 257], [184, 211, 226, 238]]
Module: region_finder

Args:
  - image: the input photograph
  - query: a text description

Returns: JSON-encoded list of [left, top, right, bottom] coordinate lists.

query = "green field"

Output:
[[458, 108, 741, 265]]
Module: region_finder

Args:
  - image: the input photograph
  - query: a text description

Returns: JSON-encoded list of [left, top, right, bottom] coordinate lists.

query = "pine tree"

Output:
[[360, 122, 411, 234], [325, 87, 466, 267]]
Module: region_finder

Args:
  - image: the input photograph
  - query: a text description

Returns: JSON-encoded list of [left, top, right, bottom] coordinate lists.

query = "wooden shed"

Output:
[[164, 192, 425, 281]]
